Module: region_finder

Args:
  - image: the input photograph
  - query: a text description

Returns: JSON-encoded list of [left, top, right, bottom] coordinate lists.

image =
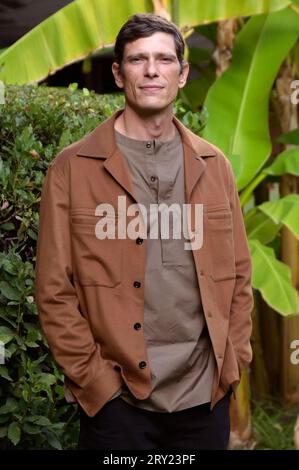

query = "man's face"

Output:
[[112, 32, 189, 114]]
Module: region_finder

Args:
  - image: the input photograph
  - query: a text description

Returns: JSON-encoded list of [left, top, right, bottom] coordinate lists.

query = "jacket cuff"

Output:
[[64, 360, 124, 417]]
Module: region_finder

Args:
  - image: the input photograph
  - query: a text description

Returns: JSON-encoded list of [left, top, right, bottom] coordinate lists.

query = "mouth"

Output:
[[140, 86, 164, 92]]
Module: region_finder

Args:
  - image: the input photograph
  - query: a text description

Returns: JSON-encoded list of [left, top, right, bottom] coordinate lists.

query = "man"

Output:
[[35, 13, 253, 450]]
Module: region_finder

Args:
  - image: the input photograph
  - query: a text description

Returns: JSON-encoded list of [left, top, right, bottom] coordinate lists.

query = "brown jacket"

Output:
[[35, 108, 254, 417]]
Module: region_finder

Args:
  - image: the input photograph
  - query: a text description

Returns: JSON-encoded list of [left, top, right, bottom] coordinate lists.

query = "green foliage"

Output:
[[0, 84, 202, 449], [0, 84, 126, 449], [0, 247, 79, 450], [251, 399, 299, 450], [197, 7, 299, 316], [173, 98, 207, 135], [202, 7, 299, 191], [0, 0, 290, 85]]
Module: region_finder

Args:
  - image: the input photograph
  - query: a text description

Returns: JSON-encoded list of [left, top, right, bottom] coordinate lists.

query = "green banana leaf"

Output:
[[258, 194, 299, 239], [170, 0, 292, 26], [0, 0, 294, 85], [181, 75, 213, 109], [0, 0, 150, 85], [276, 128, 299, 145], [202, 7, 299, 191], [263, 147, 299, 176], [245, 209, 282, 244], [249, 239, 299, 315], [238, 144, 299, 206]]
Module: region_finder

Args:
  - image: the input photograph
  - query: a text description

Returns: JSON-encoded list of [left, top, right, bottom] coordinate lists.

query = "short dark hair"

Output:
[[114, 13, 186, 74]]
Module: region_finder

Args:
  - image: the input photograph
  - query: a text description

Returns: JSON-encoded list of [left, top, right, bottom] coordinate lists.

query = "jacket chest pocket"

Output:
[[206, 205, 236, 282], [70, 210, 123, 287]]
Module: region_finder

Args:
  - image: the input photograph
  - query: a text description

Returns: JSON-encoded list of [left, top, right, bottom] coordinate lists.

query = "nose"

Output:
[[144, 57, 159, 77]]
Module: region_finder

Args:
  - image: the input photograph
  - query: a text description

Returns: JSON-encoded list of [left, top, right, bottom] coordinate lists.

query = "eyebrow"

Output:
[[126, 52, 177, 60]]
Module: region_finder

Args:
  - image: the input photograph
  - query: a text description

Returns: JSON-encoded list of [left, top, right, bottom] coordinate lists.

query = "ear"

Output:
[[178, 61, 189, 89], [112, 62, 124, 89]]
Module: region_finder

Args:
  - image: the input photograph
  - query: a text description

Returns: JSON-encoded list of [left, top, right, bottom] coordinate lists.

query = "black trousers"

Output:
[[78, 392, 231, 450]]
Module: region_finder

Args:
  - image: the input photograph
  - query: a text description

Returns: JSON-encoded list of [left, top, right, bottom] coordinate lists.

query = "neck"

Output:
[[114, 105, 176, 141]]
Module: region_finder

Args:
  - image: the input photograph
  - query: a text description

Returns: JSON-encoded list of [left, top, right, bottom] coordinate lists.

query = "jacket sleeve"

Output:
[[225, 158, 254, 374], [35, 158, 119, 416]]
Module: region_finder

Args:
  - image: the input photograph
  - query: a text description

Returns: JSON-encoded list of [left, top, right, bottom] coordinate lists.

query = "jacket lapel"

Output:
[[182, 143, 207, 204], [103, 145, 138, 203], [172, 115, 216, 204]]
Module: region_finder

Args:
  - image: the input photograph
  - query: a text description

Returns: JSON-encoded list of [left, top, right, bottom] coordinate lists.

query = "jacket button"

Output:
[[146, 142, 151, 148], [134, 322, 142, 330], [139, 361, 147, 369], [133, 281, 141, 288], [136, 237, 143, 245], [150, 176, 156, 182]]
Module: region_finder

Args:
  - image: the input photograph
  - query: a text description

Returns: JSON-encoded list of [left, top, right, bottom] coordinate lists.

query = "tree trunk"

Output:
[[229, 369, 252, 449], [275, 57, 299, 405], [214, 19, 238, 77], [250, 290, 271, 400]]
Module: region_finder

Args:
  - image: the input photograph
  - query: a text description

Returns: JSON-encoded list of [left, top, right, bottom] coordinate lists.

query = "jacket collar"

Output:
[[76, 108, 217, 203], [76, 108, 216, 159]]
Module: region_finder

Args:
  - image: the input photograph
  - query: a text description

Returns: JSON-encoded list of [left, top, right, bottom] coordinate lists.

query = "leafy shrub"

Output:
[[251, 399, 299, 450], [0, 84, 205, 449]]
